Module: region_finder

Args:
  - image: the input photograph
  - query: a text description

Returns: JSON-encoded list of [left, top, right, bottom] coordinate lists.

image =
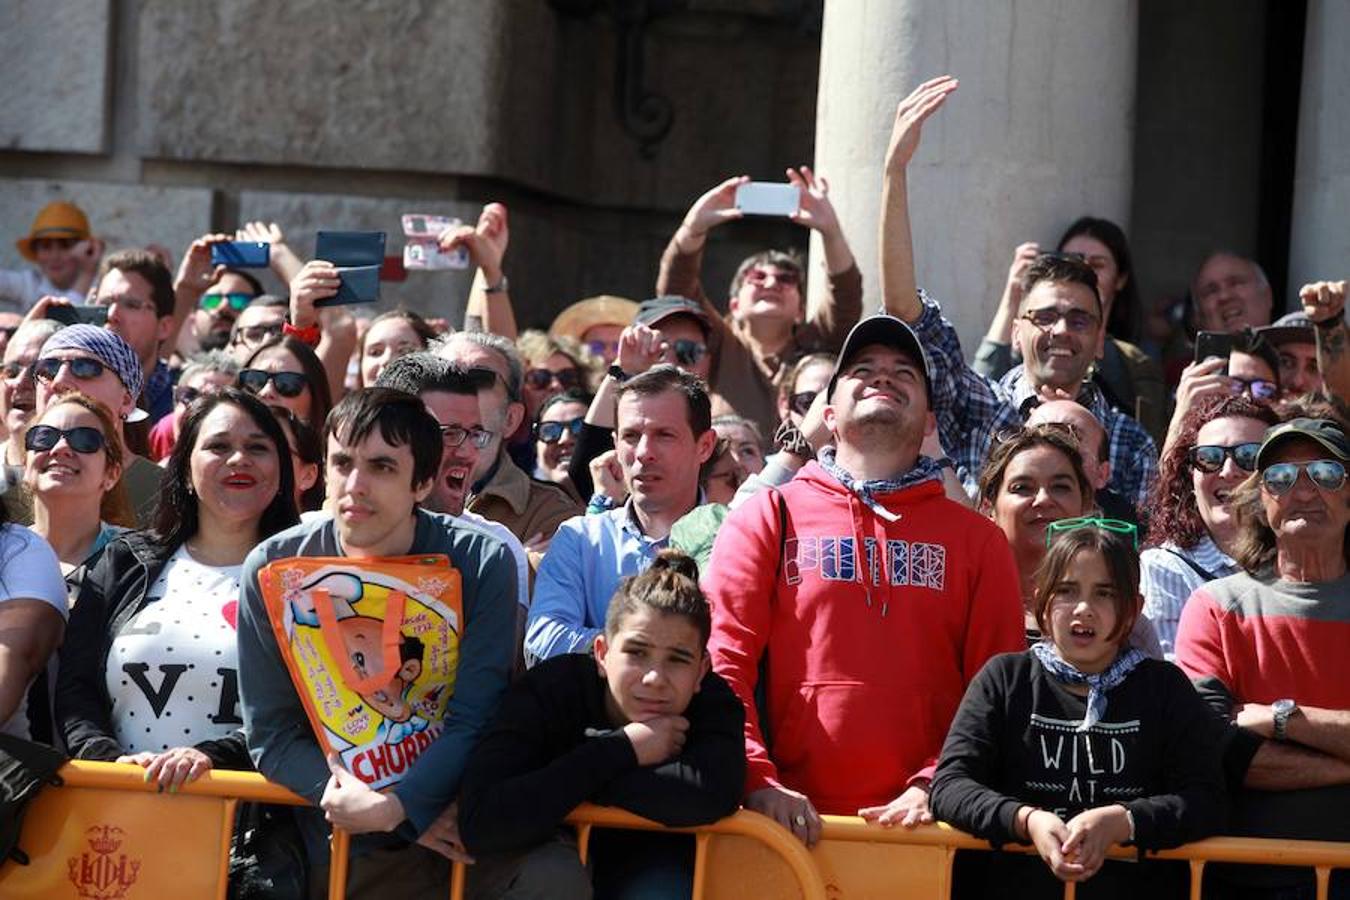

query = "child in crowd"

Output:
[[930, 520, 1226, 899], [457, 549, 745, 899]]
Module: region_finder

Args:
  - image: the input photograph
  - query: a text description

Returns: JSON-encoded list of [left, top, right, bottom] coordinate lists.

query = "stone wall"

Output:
[[0, 0, 822, 325]]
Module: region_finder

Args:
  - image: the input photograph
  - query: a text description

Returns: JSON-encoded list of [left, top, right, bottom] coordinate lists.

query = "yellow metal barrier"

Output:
[[0, 761, 826, 900], [2, 761, 1347, 899]]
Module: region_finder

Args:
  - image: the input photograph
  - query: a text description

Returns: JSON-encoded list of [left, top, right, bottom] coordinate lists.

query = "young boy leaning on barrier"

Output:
[[456, 549, 746, 898]]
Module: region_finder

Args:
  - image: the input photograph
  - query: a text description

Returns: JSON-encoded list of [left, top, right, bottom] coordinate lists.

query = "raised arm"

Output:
[[880, 76, 958, 324], [445, 203, 515, 338], [659, 175, 747, 319], [236, 221, 305, 285], [1301, 280, 1348, 402]]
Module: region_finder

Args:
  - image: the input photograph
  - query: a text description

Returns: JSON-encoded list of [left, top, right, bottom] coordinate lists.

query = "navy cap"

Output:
[[827, 314, 932, 404]]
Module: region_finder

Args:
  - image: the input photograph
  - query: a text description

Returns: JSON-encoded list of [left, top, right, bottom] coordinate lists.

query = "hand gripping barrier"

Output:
[[2, 761, 1347, 899], [0, 761, 826, 900]]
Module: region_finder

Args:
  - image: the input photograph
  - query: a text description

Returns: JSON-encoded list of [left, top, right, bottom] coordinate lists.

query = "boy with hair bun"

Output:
[[458, 549, 745, 898]]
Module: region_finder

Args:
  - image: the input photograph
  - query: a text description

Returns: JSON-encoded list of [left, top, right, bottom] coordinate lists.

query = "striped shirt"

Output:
[[1140, 536, 1240, 660]]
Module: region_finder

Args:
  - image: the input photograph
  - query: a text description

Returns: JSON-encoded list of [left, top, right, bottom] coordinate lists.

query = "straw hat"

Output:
[[549, 295, 640, 342], [16, 201, 91, 261]]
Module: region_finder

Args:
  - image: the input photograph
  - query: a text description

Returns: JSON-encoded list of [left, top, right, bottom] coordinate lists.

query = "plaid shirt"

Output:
[[913, 291, 1159, 508]]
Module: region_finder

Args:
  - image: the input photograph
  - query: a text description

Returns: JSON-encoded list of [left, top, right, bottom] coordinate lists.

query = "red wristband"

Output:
[[283, 321, 321, 347]]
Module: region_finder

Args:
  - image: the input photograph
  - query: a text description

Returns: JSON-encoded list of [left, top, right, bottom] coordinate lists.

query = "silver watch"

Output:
[[1271, 698, 1298, 741]]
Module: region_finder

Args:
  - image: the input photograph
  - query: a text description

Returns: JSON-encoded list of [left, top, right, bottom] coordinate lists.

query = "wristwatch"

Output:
[[484, 275, 510, 294], [607, 364, 629, 383], [1271, 698, 1298, 741]]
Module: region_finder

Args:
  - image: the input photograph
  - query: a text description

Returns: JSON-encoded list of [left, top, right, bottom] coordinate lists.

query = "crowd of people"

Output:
[[0, 74, 1347, 900]]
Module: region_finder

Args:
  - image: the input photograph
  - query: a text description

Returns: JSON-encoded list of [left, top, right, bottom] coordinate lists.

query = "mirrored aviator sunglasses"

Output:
[[24, 424, 106, 454], [1189, 442, 1260, 474], [1261, 459, 1347, 496], [238, 368, 307, 398]]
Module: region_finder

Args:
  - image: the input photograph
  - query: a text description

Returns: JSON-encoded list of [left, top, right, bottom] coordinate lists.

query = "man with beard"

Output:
[[190, 269, 263, 351], [877, 76, 1158, 511], [525, 366, 717, 665], [702, 313, 1024, 845]]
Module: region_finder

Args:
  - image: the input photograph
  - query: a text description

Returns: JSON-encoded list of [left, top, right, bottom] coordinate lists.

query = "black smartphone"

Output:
[[211, 241, 271, 268], [45, 305, 109, 327], [1194, 331, 1233, 363], [314, 231, 386, 306]]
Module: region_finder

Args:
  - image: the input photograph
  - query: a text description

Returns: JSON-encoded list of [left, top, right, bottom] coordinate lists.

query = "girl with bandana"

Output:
[[929, 523, 1227, 899]]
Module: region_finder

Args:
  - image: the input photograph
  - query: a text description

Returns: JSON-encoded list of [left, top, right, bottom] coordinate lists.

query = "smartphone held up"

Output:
[[401, 214, 469, 271], [734, 182, 801, 217]]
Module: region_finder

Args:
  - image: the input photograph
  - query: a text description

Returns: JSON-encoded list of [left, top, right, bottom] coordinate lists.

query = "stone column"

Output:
[[809, 0, 1138, 353], [1287, 0, 1350, 301]]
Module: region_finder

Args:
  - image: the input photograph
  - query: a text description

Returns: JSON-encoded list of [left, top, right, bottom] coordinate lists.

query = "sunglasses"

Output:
[[238, 369, 307, 398], [440, 424, 493, 449], [25, 424, 107, 454], [585, 339, 620, 359], [1045, 516, 1139, 550], [789, 390, 818, 417], [744, 268, 801, 288], [1189, 443, 1260, 474], [1261, 459, 1347, 496], [32, 357, 109, 384], [174, 385, 204, 406], [537, 417, 584, 444], [1228, 377, 1279, 401], [524, 368, 581, 392], [1021, 308, 1100, 334], [201, 292, 252, 313], [1, 361, 30, 382], [669, 339, 708, 368]]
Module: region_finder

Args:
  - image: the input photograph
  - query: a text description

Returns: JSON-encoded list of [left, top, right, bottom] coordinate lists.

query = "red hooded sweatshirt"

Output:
[[706, 461, 1024, 815]]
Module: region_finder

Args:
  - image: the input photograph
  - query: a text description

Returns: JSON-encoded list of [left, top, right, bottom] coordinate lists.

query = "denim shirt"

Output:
[[525, 501, 669, 665]]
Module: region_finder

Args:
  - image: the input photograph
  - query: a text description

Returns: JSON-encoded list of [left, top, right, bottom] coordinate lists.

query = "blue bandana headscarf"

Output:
[[1031, 640, 1146, 732], [816, 446, 943, 522]]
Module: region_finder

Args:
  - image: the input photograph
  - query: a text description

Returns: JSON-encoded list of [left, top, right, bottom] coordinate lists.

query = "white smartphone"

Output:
[[734, 182, 800, 217]]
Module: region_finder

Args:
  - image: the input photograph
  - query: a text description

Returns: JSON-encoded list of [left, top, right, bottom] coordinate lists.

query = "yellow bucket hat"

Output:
[[549, 295, 640, 342], [16, 201, 91, 261]]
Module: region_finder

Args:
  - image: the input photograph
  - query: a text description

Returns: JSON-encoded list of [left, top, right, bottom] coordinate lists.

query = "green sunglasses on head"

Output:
[[200, 292, 252, 313], [1045, 516, 1139, 550]]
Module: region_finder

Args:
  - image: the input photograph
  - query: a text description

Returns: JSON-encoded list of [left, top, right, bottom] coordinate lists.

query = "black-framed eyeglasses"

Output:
[[25, 424, 107, 454], [238, 369, 307, 399], [1020, 308, 1100, 334], [1189, 443, 1260, 474], [1045, 516, 1139, 550], [1, 361, 31, 382], [1261, 459, 1347, 496], [1227, 377, 1279, 401], [440, 424, 493, 449], [789, 390, 817, 417], [232, 324, 283, 348], [201, 292, 252, 313], [670, 339, 708, 368], [32, 357, 109, 384], [536, 417, 584, 444], [524, 368, 581, 392]]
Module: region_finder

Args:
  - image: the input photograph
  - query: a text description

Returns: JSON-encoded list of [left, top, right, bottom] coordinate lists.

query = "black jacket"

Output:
[[54, 531, 251, 769], [458, 653, 745, 855]]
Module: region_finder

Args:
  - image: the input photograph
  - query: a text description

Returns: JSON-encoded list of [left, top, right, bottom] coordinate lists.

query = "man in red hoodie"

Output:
[[704, 312, 1025, 846]]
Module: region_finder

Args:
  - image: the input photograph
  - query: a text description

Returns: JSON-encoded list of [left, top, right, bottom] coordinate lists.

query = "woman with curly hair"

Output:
[[1140, 393, 1278, 659]]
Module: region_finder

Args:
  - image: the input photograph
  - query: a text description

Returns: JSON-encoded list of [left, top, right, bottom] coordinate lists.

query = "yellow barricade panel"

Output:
[[701, 834, 804, 900], [0, 784, 231, 899], [813, 839, 952, 900]]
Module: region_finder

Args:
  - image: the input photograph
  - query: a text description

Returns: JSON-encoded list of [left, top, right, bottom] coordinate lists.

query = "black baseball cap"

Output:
[[635, 295, 711, 334], [1256, 417, 1350, 470], [827, 314, 932, 403], [1258, 311, 1315, 348]]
